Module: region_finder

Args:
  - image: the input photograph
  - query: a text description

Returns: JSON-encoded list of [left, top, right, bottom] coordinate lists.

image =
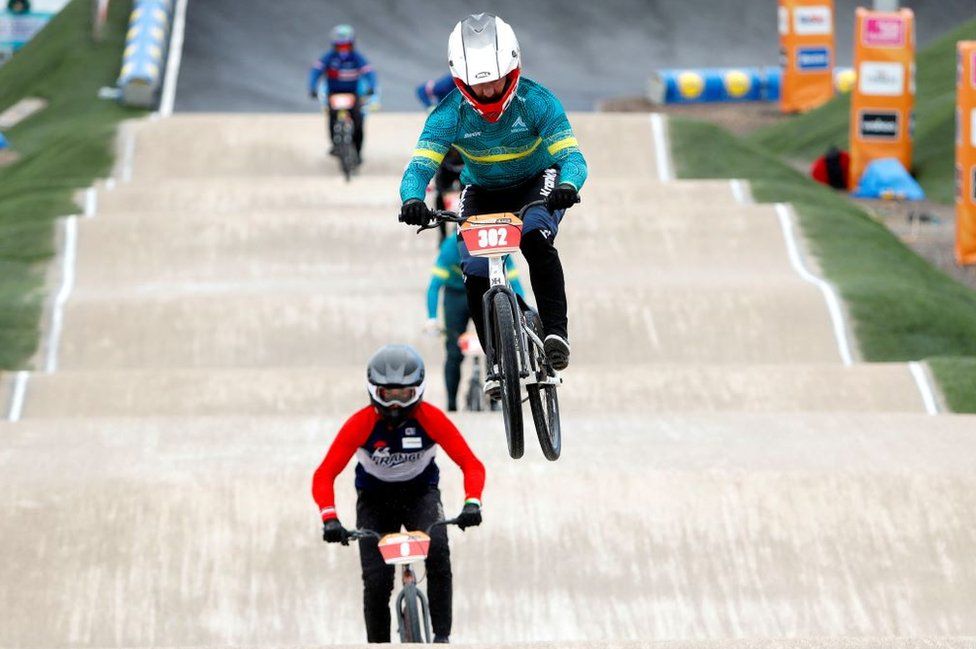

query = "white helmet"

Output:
[[448, 14, 521, 123]]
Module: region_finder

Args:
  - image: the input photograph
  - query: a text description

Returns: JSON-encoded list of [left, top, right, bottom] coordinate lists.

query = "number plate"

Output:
[[328, 93, 357, 110], [460, 213, 523, 257], [377, 532, 431, 565]]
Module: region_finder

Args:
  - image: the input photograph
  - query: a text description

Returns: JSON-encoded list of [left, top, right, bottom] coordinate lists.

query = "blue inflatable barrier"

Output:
[[647, 66, 852, 104], [0, 132, 8, 150], [118, 0, 173, 107], [649, 67, 782, 104], [852, 157, 925, 201]]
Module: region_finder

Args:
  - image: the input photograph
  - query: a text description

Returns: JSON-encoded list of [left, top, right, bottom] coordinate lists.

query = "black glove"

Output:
[[399, 199, 432, 226], [546, 183, 580, 212], [455, 502, 482, 531], [309, 89, 318, 100], [323, 518, 350, 545]]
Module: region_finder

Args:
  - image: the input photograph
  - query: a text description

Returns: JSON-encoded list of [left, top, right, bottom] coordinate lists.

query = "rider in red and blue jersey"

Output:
[[308, 24, 378, 158], [312, 345, 484, 644]]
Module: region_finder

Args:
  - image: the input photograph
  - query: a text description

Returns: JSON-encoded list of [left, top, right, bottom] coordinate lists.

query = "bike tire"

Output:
[[525, 310, 561, 460], [528, 383, 562, 461], [492, 292, 524, 459], [398, 585, 424, 643], [338, 121, 354, 182]]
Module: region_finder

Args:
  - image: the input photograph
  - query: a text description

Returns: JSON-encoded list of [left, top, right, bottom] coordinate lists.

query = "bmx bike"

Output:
[[348, 518, 459, 643], [327, 93, 360, 181], [458, 331, 500, 412], [411, 201, 563, 461]]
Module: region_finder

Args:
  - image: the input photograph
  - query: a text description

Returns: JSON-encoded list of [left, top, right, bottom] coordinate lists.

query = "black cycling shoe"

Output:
[[433, 635, 450, 643], [544, 335, 570, 371]]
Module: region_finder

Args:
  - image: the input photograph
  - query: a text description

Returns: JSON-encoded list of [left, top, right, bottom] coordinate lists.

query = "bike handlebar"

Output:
[[405, 199, 551, 235], [348, 517, 461, 541]]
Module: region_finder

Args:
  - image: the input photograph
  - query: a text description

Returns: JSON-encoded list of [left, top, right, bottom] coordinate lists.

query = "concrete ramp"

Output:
[[3, 112, 975, 646]]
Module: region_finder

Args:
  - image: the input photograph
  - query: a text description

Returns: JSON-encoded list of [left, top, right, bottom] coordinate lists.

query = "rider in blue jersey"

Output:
[[416, 73, 456, 109], [308, 25, 378, 158], [399, 14, 586, 374]]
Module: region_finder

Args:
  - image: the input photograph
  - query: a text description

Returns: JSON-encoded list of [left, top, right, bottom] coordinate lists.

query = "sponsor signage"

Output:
[[858, 110, 900, 140], [972, 107, 976, 147], [972, 166, 976, 204], [862, 16, 905, 48], [778, 7, 789, 35], [793, 5, 832, 35], [858, 61, 904, 96], [797, 46, 830, 72]]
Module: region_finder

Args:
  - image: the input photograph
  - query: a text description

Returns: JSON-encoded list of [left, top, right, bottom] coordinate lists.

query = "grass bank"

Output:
[[671, 117, 976, 413], [749, 18, 976, 204], [0, 0, 140, 369]]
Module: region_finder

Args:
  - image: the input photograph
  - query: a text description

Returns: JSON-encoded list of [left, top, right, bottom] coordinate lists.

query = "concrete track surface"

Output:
[[2, 113, 976, 648], [176, 0, 976, 112]]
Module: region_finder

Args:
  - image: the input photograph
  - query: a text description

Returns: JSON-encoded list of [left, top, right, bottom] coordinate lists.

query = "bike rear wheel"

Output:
[[397, 585, 424, 643], [528, 383, 561, 460], [525, 312, 562, 460], [492, 292, 524, 459]]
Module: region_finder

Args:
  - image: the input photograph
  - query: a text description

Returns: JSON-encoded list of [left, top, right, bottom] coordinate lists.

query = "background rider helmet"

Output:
[[331, 24, 355, 53], [366, 344, 426, 425], [448, 14, 521, 123]]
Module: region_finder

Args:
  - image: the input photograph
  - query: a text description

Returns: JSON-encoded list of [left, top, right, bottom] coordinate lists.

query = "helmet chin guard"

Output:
[[448, 14, 521, 123]]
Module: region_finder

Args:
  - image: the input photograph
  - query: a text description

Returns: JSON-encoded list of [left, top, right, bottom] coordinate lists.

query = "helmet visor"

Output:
[[375, 386, 419, 406]]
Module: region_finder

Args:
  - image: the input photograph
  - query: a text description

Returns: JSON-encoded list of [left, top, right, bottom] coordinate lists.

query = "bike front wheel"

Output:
[[397, 585, 424, 643], [492, 292, 524, 459]]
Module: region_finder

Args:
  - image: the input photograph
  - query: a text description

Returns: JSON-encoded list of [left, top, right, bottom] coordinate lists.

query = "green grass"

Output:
[[750, 18, 976, 204], [0, 0, 140, 369], [672, 117, 976, 412], [929, 357, 976, 413]]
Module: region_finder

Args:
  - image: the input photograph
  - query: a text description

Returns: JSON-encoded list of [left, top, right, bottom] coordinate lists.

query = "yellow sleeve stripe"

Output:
[[547, 136, 579, 155], [454, 138, 542, 163], [431, 267, 450, 279], [413, 148, 446, 164], [506, 269, 520, 280]]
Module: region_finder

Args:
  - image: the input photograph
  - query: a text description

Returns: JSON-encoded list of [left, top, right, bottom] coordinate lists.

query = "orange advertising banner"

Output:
[[957, 41, 976, 266], [779, 0, 835, 113], [848, 8, 916, 188]]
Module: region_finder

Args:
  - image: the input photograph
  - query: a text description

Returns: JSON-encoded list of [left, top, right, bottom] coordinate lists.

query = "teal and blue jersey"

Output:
[[427, 234, 524, 319], [400, 77, 587, 203]]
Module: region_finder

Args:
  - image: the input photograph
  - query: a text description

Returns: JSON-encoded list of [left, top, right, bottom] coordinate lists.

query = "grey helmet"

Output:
[[366, 344, 426, 422]]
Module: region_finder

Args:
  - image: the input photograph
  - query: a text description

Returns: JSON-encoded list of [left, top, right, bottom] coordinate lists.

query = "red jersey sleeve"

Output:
[[416, 402, 486, 503], [311, 407, 375, 521]]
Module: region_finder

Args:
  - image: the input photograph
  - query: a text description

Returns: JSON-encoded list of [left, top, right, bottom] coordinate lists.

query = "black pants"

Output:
[[356, 485, 452, 642], [443, 287, 470, 411], [458, 167, 568, 348], [328, 101, 364, 155]]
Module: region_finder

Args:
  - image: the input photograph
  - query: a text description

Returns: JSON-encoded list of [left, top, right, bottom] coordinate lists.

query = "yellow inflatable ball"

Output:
[[677, 71, 705, 100], [724, 70, 752, 99], [835, 68, 857, 94]]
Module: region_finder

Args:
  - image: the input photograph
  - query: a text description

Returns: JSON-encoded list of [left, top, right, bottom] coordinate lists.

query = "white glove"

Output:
[[423, 319, 441, 337]]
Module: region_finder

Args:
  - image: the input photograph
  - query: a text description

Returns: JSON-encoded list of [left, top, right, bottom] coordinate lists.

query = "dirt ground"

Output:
[[601, 96, 976, 291]]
